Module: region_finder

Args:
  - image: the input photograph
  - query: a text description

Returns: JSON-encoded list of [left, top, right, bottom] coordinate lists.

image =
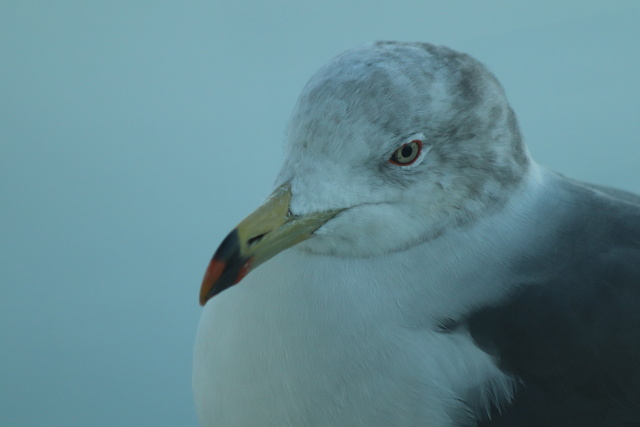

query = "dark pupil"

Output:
[[401, 144, 413, 158]]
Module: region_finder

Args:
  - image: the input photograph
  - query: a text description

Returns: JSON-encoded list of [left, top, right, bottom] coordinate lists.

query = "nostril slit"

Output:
[[248, 233, 267, 247]]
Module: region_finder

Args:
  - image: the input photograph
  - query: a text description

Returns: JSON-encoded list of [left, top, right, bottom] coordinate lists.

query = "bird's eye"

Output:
[[389, 140, 422, 165]]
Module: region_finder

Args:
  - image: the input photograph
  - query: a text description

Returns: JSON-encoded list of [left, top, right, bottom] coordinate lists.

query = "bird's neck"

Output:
[[212, 162, 555, 327]]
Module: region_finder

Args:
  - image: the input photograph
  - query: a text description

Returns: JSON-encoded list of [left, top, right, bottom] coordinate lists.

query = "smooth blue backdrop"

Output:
[[2, 1, 639, 426]]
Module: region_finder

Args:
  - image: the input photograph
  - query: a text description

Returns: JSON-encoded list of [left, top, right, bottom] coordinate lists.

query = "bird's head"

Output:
[[200, 41, 529, 305]]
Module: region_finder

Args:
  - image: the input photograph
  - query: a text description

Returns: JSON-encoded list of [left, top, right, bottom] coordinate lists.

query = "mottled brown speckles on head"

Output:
[[280, 41, 532, 241], [454, 65, 484, 106]]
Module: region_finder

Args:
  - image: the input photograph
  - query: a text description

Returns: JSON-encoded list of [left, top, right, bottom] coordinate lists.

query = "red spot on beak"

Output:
[[199, 259, 226, 306], [235, 260, 252, 285]]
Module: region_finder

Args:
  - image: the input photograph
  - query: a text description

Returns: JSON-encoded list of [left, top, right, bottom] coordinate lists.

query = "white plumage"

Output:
[[194, 42, 640, 426]]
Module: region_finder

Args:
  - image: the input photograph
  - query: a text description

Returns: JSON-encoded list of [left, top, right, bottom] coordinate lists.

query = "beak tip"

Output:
[[199, 258, 226, 306], [198, 184, 301, 305]]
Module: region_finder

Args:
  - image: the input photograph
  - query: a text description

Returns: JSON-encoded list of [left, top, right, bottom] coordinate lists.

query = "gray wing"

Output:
[[467, 177, 640, 426], [583, 181, 640, 206]]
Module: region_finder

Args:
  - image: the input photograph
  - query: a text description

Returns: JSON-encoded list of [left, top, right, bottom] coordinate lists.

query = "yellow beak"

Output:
[[199, 183, 343, 305]]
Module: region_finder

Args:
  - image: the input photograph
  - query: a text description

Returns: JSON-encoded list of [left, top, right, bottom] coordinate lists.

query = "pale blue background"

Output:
[[1, 1, 639, 426]]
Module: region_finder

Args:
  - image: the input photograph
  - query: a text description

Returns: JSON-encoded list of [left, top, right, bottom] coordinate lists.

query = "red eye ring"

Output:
[[389, 140, 423, 166]]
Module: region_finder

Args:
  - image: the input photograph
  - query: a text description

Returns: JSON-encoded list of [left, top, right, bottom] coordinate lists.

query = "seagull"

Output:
[[193, 42, 640, 426]]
